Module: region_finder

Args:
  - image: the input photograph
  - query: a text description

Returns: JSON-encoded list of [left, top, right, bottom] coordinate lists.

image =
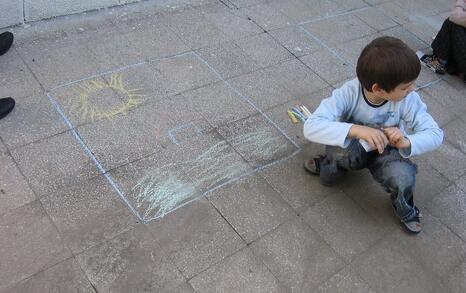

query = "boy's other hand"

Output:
[[383, 127, 411, 149], [349, 125, 388, 154]]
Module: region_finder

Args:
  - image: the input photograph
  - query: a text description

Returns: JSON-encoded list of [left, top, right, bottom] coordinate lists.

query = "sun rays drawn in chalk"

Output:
[[131, 128, 292, 221], [77, 73, 145, 121]]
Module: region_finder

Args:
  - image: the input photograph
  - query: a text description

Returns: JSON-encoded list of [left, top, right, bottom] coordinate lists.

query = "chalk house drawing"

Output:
[[132, 127, 293, 221], [77, 73, 145, 121], [47, 53, 299, 223]]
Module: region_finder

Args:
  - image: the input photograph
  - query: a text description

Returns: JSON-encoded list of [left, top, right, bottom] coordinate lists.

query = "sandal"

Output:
[[420, 54, 446, 75], [402, 206, 422, 234], [303, 156, 324, 175]]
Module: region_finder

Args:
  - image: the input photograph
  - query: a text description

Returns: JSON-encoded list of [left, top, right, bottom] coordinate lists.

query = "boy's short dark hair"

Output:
[[356, 36, 421, 92]]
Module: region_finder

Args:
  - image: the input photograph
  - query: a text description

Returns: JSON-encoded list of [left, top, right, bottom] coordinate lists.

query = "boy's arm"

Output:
[[303, 82, 355, 148], [398, 93, 444, 157]]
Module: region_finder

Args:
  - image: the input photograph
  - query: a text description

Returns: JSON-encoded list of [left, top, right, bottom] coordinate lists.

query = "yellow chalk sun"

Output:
[[77, 73, 144, 121]]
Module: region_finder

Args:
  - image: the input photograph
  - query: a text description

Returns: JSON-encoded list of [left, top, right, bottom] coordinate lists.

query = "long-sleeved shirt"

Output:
[[303, 78, 444, 158]]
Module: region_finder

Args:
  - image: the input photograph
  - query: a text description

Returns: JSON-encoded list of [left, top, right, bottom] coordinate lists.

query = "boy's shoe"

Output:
[[0, 97, 15, 120], [0, 32, 14, 56], [420, 54, 446, 75], [402, 206, 422, 234], [304, 156, 324, 175]]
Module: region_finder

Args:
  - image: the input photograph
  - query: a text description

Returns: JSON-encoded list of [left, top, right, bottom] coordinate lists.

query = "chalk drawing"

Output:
[[167, 122, 204, 145], [131, 127, 291, 220], [76, 73, 145, 121]]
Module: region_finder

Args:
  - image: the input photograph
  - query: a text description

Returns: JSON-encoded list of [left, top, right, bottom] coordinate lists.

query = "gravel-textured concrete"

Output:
[[1, 0, 465, 292]]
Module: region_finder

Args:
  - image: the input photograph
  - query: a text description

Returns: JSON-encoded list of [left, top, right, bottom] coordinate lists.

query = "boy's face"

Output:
[[376, 80, 417, 101]]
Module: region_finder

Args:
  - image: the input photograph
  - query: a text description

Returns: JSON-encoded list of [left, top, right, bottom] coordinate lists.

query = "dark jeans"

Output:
[[319, 140, 418, 222]]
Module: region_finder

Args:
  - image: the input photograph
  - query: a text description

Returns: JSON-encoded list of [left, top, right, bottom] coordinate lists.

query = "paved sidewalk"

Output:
[[1, 0, 466, 292]]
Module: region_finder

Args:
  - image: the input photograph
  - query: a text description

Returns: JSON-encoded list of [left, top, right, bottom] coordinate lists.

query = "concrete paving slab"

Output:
[[40, 175, 136, 254], [264, 59, 328, 98], [376, 1, 412, 25], [388, 213, 466, 280], [87, 31, 147, 70], [301, 14, 376, 47], [350, 233, 447, 293], [2, 0, 466, 291], [260, 151, 333, 212], [76, 226, 185, 293], [18, 43, 106, 90], [217, 114, 298, 168], [0, 95, 68, 149], [8, 258, 94, 293], [117, 21, 190, 62], [227, 0, 266, 9], [250, 217, 346, 292], [0, 153, 36, 217], [444, 261, 466, 293], [381, 26, 430, 51], [0, 201, 71, 290], [152, 53, 221, 96], [316, 266, 375, 293], [0, 50, 42, 100], [195, 41, 260, 80], [76, 108, 165, 171], [229, 68, 293, 110], [206, 174, 295, 243], [428, 184, 466, 242], [147, 198, 245, 279], [240, 3, 292, 31], [269, 26, 324, 58], [353, 6, 398, 32], [0, 140, 6, 153], [409, 156, 451, 208], [443, 118, 466, 154], [235, 33, 294, 68], [10, 132, 100, 197], [161, 6, 229, 50], [424, 142, 466, 181], [270, 0, 340, 25], [163, 129, 253, 195], [202, 6, 263, 40], [302, 191, 386, 262], [189, 247, 286, 293], [332, 32, 381, 66], [300, 49, 354, 86], [161, 282, 195, 293], [418, 89, 458, 127], [182, 81, 258, 128]]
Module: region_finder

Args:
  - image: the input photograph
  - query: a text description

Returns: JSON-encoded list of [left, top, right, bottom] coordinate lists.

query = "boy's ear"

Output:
[[372, 83, 386, 94]]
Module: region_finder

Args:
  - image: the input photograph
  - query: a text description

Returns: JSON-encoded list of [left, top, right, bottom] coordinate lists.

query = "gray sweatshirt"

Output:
[[303, 78, 444, 158]]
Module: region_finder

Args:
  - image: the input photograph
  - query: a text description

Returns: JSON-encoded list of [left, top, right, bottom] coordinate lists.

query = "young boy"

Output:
[[303, 36, 444, 234]]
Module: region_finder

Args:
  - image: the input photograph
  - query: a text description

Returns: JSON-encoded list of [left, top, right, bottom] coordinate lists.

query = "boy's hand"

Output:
[[349, 125, 388, 154], [383, 127, 411, 149]]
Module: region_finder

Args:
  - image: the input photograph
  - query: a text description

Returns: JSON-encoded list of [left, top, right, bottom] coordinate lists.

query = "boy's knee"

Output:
[[385, 163, 417, 193]]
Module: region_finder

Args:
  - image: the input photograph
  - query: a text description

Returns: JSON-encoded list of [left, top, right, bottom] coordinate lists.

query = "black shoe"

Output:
[[0, 32, 14, 56], [0, 98, 15, 120]]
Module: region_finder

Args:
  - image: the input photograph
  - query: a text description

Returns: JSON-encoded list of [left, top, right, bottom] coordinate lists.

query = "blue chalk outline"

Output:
[[46, 6, 443, 222]]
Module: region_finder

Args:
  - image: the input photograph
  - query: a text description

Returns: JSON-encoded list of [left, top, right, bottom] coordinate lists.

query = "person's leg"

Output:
[[448, 22, 466, 80], [0, 31, 16, 119], [315, 139, 368, 186], [368, 147, 420, 233], [431, 18, 454, 62], [0, 31, 14, 56]]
